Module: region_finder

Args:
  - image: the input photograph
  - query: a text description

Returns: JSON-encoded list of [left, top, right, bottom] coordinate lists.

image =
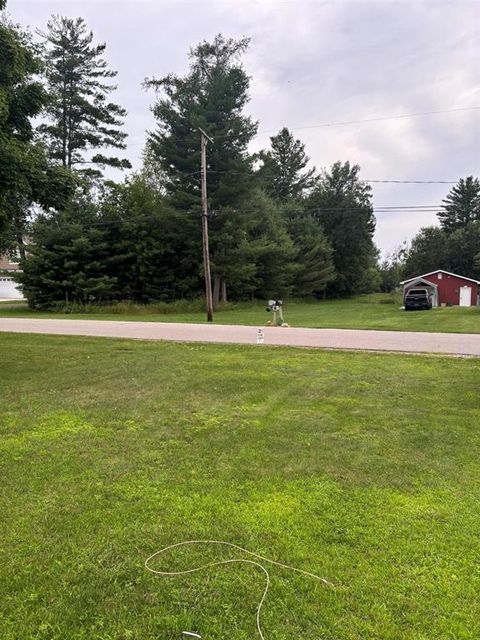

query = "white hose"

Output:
[[144, 540, 334, 639]]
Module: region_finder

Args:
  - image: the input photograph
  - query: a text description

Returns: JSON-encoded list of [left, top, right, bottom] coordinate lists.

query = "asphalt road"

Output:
[[1, 317, 480, 356]]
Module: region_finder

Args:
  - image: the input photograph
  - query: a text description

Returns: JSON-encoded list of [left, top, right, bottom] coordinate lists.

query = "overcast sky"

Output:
[[9, 0, 480, 254]]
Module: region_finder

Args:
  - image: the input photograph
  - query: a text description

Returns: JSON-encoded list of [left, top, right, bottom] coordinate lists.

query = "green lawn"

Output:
[[0, 294, 479, 333], [1, 333, 479, 639]]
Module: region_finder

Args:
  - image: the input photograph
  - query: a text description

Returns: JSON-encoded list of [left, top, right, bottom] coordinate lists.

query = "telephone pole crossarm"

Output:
[[198, 127, 213, 144]]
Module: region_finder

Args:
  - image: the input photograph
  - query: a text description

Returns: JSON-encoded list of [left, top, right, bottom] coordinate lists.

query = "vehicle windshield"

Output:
[[407, 289, 428, 295]]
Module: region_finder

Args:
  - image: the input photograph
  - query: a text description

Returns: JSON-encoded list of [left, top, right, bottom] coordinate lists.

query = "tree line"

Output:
[[1, 4, 478, 308], [380, 176, 480, 292]]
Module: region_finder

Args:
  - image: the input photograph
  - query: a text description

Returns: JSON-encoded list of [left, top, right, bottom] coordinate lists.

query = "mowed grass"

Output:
[[1, 334, 479, 640], [1, 293, 479, 333]]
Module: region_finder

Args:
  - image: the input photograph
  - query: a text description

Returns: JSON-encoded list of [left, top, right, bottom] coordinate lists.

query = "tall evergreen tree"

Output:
[[243, 190, 297, 299], [307, 161, 379, 295], [100, 176, 202, 301], [17, 195, 117, 308], [18, 176, 207, 308], [146, 34, 257, 207], [0, 3, 72, 249], [258, 127, 317, 202], [38, 16, 131, 176], [437, 176, 480, 233], [145, 34, 258, 301], [285, 212, 336, 297]]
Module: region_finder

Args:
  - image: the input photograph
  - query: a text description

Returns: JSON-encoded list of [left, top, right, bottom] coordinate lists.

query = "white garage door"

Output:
[[0, 277, 23, 299]]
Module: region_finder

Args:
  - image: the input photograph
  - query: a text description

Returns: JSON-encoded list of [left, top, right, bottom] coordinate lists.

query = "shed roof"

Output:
[[400, 269, 480, 285]]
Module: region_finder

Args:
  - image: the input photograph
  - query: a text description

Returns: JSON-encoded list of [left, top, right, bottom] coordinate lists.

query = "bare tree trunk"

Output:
[[13, 208, 27, 260], [16, 235, 26, 261], [213, 274, 221, 309], [221, 278, 227, 304]]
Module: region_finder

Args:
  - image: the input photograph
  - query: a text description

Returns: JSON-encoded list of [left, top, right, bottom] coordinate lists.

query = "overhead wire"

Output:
[[58, 202, 445, 231], [362, 179, 458, 184], [254, 105, 480, 136], [127, 105, 480, 147], [148, 166, 462, 185]]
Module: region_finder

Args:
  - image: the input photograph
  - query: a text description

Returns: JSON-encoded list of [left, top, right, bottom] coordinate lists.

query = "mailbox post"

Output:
[[266, 299, 285, 326]]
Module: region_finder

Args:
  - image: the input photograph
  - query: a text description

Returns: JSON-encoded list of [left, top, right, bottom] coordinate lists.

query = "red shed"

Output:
[[400, 270, 480, 307]]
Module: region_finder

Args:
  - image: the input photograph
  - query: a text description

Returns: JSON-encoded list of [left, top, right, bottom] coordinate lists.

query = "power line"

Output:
[[256, 106, 480, 135], [153, 167, 462, 185], [367, 205, 441, 209], [126, 105, 480, 147], [56, 203, 445, 231], [361, 179, 458, 184]]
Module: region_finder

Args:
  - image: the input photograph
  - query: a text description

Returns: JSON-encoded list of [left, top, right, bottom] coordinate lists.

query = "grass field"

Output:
[[0, 293, 479, 333], [1, 333, 479, 639]]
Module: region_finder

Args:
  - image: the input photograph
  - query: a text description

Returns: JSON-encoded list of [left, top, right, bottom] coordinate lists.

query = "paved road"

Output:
[[1, 317, 479, 356]]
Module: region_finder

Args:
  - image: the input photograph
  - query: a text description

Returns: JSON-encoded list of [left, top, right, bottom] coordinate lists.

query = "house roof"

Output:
[[400, 270, 480, 285]]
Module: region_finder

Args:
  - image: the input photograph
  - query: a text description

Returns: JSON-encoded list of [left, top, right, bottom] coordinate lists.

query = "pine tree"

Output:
[[437, 176, 480, 233], [146, 34, 257, 207], [100, 176, 202, 301], [18, 195, 117, 308], [258, 127, 317, 201], [307, 161, 379, 295], [197, 188, 299, 301], [285, 212, 336, 296], [247, 191, 297, 299], [38, 16, 131, 176], [18, 176, 207, 308], [145, 34, 258, 302]]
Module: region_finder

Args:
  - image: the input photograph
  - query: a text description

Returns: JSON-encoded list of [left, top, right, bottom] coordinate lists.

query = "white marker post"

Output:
[[257, 328, 265, 344]]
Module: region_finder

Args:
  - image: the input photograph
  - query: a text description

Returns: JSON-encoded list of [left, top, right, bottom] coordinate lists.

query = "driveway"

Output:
[[1, 317, 479, 356]]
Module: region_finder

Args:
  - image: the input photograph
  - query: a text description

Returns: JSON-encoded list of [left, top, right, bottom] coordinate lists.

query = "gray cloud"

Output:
[[10, 0, 480, 253]]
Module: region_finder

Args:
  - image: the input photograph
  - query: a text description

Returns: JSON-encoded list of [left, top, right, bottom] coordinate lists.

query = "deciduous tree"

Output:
[[0, 4, 73, 249], [403, 223, 480, 281], [379, 243, 408, 292]]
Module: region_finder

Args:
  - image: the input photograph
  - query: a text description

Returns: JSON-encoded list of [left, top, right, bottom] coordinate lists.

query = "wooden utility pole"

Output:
[[199, 127, 214, 322]]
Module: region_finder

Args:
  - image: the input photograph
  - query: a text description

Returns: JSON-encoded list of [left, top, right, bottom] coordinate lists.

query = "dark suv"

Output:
[[404, 288, 432, 311]]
